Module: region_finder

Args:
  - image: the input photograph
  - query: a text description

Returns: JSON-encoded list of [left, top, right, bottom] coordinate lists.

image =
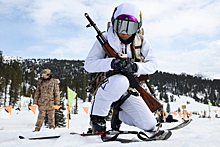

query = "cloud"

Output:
[[156, 40, 220, 74], [2, 0, 219, 38], [141, 0, 220, 41], [1, 0, 220, 74], [27, 45, 45, 51], [43, 34, 96, 59]]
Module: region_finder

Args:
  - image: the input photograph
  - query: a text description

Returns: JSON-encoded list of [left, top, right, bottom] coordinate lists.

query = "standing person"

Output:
[[84, 3, 158, 133], [33, 69, 60, 132]]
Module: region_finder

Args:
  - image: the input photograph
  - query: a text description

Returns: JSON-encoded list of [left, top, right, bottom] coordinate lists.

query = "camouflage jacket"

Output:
[[34, 78, 60, 107]]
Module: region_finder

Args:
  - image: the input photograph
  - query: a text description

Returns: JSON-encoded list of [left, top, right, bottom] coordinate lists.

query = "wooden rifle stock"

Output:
[[135, 86, 162, 112], [85, 13, 163, 112], [120, 70, 163, 112]]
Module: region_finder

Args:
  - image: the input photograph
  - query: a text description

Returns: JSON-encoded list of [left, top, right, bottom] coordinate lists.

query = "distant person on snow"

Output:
[[33, 69, 60, 132], [84, 3, 157, 132]]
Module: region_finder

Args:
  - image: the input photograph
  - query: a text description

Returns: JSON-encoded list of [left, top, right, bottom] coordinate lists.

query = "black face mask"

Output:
[[117, 33, 136, 45]]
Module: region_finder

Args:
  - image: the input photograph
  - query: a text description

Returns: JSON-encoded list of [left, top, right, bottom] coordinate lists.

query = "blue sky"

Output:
[[0, 0, 220, 75]]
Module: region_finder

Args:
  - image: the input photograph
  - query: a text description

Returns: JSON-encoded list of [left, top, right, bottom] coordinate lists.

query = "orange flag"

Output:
[[3, 106, 13, 115], [52, 105, 61, 110], [195, 111, 198, 114], [204, 111, 207, 114], [178, 112, 181, 118], [165, 112, 168, 118], [29, 106, 37, 115], [201, 111, 203, 114], [67, 105, 72, 114], [214, 110, 217, 113], [83, 107, 89, 115], [190, 112, 192, 117], [157, 111, 161, 116], [172, 112, 175, 115]]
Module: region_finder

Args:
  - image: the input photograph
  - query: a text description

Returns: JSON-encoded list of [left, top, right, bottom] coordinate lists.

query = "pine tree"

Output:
[[73, 96, 78, 114], [159, 92, 163, 101], [170, 95, 174, 102], [22, 83, 27, 97], [3, 64, 11, 106], [88, 94, 92, 102], [166, 103, 171, 113], [55, 96, 66, 128], [209, 88, 216, 106], [193, 90, 199, 102], [5, 61, 22, 107], [0, 51, 4, 106], [164, 92, 169, 103], [81, 74, 88, 102]]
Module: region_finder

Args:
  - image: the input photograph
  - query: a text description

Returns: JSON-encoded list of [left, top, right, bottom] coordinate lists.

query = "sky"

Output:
[[0, 0, 220, 75]]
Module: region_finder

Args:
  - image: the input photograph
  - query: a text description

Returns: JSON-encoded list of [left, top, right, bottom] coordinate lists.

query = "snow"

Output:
[[0, 97, 220, 147], [3, 56, 24, 63]]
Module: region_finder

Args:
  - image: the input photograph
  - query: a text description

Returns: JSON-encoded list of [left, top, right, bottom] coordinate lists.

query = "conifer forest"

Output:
[[0, 50, 220, 127]]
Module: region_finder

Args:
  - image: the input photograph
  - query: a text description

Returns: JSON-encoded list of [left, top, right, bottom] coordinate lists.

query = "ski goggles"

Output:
[[113, 14, 139, 35]]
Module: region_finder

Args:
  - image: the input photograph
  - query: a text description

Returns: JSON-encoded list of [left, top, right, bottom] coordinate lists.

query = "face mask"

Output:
[[42, 74, 49, 77]]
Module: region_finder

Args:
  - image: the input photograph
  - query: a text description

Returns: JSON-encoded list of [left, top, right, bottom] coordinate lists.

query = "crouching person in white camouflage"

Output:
[[33, 69, 60, 132], [85, 3, 157, 133]]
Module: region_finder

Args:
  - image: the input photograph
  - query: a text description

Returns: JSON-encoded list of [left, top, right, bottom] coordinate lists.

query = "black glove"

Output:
[[122, 62, 138, 73], [111, 59, 126, 70]]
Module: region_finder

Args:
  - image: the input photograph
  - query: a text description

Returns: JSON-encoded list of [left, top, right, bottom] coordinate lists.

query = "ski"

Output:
[[18, 119, 190, 141], [100, 119, 192, 143], [102, 130, 172, 143], [167, 119, 192, 131], [19, 132, 105, 140], [19, 129, 172, 142], [19, 135, 60, 140], [102, 136, 141, 143], [154, 118, 192, 132]]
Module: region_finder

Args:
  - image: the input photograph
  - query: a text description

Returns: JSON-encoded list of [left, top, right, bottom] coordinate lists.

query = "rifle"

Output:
[[84, 13, 163, 112]]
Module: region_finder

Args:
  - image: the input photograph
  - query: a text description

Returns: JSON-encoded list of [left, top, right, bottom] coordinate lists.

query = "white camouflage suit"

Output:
[[84, 3, 157, 131]]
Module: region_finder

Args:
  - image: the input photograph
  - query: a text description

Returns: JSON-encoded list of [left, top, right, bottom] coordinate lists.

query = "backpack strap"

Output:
[[131, 28, 145, 62]]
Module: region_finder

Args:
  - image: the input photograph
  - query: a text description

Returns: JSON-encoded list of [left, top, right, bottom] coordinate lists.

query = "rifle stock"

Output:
[[121, 70, 163, 112], [85, 13, 163, 112], [136, 86, 162, 112]]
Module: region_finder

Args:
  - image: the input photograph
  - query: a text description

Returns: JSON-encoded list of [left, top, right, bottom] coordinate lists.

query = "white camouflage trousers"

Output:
[[90, 74, 156, 131]]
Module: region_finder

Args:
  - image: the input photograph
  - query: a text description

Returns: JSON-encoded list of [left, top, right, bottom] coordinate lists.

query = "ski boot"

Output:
[[90, 115, 106, 133]]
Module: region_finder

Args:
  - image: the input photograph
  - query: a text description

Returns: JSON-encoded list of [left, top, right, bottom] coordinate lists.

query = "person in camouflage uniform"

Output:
[[33, 69, 60, 132]]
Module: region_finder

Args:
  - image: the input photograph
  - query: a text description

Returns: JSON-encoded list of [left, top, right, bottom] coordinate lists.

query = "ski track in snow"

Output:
[[1, 97, 220, 147]]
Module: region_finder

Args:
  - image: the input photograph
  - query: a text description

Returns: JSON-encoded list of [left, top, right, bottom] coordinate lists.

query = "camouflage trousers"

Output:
[[35, 106, 55, 131]]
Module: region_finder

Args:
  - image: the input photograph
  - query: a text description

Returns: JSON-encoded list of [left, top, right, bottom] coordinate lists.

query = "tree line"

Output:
[[1, 50, 220, 111], [150, 71, 220, 107]]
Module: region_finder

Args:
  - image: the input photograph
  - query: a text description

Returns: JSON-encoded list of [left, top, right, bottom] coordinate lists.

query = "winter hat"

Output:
[[42, 69, 51, 76]]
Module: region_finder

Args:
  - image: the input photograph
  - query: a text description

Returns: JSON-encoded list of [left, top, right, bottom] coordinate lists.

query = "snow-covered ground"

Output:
[[0, 96, 220, 147]]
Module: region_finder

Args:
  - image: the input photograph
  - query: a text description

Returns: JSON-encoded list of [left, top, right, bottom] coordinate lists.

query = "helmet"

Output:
[[111, 3, 142, 35]]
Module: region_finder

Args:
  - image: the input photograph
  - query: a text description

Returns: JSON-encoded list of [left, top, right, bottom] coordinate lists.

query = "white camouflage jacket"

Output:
[[84, 26, 157, 75]]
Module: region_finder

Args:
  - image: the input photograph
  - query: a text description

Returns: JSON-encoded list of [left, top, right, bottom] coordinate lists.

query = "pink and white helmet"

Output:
[[111, 3, 142, 35]]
